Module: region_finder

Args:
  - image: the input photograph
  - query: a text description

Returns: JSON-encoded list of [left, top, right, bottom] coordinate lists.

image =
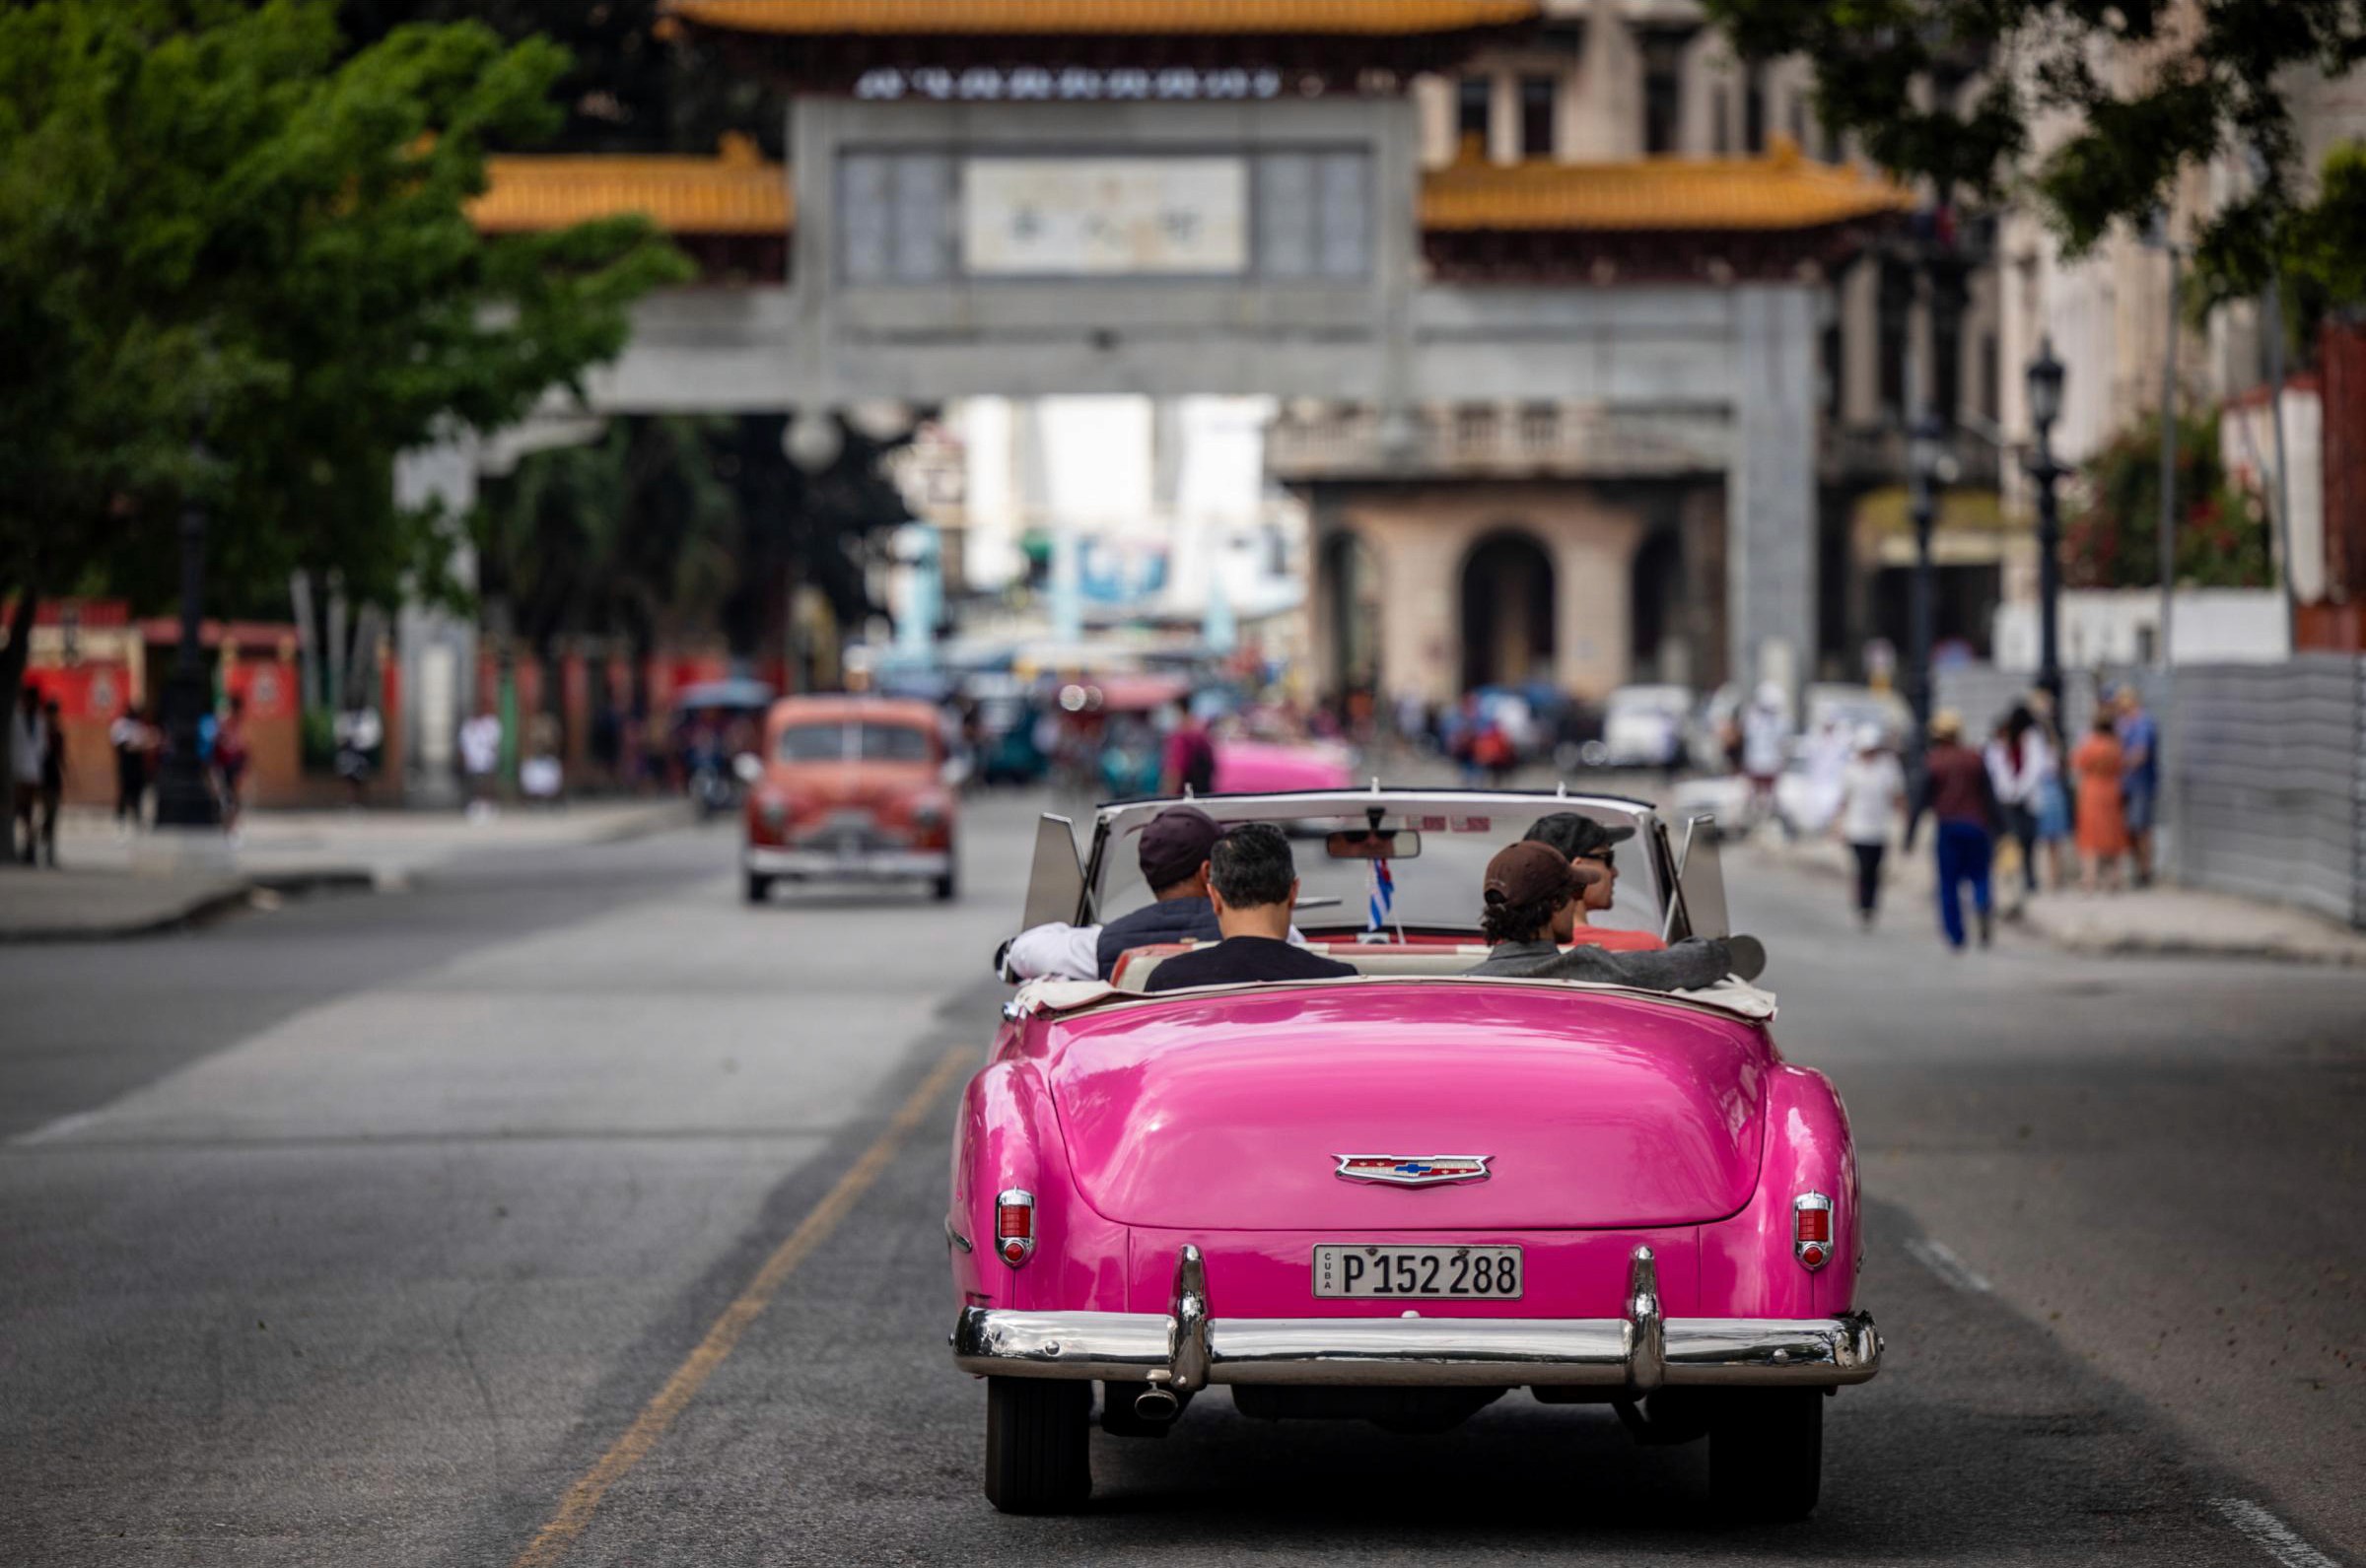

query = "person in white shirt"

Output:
[[1740, 683, 1791, 826], [1983, 705, 2046, 898], [1834, 724, 1905, 928]]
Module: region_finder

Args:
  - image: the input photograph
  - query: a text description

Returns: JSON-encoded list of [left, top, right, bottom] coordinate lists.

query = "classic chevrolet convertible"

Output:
[[947, 787, 1880, 1519]]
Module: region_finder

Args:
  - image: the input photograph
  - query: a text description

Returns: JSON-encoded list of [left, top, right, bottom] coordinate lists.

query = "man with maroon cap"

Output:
[[1464, 841, 1762, 989], [1000, 804, 1233, 982]]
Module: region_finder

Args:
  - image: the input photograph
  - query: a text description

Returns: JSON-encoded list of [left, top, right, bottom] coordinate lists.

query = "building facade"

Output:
[[454, 0, 1912, 744]]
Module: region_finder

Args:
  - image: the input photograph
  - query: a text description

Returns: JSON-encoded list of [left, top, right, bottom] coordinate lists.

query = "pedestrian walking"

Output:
[[213, 696, 251, 834], [2072, 711, 2129, 893], [1159, 699, 1216, 795], [1908, 710, 2000, 949], [110, 702, 156, 832], [35, 699, 66, 866], [1984, 706, 2043, 898], [2024, 700, 2070, 892], [459, 711, 503, 818], [2114, 686, 2160, 888], [1740, 683, 1791, 829], [10, 684, 43, 864], [332, 704, 382, 807], [1836, 724, 1905, 928]]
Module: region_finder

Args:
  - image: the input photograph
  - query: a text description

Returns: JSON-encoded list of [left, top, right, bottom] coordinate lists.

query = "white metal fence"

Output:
[[2165, 657, 2365, 927]]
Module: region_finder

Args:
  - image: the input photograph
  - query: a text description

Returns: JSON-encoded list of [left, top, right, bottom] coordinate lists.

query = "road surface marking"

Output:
[[11, 1110, 104, 1146], [2213, 1498, 2340, 1568], [509, 1045, 973, 1568], [1904, 1237, 1991, 1293]]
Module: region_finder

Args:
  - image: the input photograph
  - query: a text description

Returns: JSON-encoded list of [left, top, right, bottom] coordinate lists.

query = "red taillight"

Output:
[[994, 1189, 1035, 1267], [1794, 1192, 1834, 1271]]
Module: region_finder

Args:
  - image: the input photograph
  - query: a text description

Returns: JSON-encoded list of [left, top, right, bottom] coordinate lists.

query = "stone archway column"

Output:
[[1553, 510, 1644, 702], [1363, 503, 1467, 708], [1728, 284, 1819, 699]]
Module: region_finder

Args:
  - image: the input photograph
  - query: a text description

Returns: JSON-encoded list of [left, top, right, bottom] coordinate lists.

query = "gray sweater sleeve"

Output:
[[1522, 936, 1735, 991]]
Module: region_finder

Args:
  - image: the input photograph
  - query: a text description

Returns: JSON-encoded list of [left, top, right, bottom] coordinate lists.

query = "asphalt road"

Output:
[[2, 788, 2358, 1566]]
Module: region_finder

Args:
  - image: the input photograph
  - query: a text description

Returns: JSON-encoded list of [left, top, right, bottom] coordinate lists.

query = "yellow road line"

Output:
[[511, 1045, 974, 1568]]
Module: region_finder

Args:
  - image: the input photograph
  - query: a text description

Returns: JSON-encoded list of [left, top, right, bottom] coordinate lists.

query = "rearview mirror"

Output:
[[1325, 829, 1421, 859], [1020, 813, 1085, 929]]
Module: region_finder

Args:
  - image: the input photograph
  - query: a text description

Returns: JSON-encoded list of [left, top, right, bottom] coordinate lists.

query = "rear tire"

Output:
[[984, 1376, 1090, 1514], [933, 861, 958, 902], [743, 871, 772, 905], [1708, 1388, 1822, 1523]]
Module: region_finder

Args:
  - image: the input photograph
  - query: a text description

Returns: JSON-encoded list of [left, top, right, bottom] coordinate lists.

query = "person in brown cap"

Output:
[[1465, 840, 1763, 988], [999, 804, 1232, 982]]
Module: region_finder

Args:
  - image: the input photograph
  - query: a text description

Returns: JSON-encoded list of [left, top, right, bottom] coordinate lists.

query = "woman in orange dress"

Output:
[[2070, 712, 2127, 892]]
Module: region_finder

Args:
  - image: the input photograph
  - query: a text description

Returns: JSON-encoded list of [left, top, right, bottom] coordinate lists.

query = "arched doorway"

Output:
[[1318, 530, 1381, 700], [1459, 530, 1555, 693], [1629, 526, 1684, 685]]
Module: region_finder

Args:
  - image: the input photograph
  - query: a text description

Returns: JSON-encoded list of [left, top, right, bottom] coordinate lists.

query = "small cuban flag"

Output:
[[1365, 856, 1395, 934]]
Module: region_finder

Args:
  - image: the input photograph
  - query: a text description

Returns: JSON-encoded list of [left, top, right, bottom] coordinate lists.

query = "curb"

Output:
[[1732, 844, 2366, 967], [0, 882, 253, 944], [2022, 922, 2366, 967], [0, 865, 379, 944]]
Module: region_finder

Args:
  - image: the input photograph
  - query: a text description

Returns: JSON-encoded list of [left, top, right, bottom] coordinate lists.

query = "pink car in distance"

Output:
[[948, 787, 1880, 1519]]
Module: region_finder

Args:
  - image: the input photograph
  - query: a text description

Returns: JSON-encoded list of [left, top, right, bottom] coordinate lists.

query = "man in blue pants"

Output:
[[1907, 710, 2001, 949]]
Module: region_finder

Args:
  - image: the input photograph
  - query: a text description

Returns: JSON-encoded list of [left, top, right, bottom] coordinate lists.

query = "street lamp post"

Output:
[[2024, 338, 2068, 735], [2142, 214, 2184, 667], [1905, 411, 1951, 768], [151, 489, 223, 828]]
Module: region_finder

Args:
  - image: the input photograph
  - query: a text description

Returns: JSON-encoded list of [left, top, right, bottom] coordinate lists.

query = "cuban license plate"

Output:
[[1311, 1245, 1523, 1299]]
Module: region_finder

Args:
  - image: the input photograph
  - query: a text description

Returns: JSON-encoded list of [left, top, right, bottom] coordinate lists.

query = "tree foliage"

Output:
[[2061, 411, 2271, 590], [338, 0, 784, 155], [477, 414, 915, 676], [1703, 0, 2366, 305], [0, 0, 689, 630]]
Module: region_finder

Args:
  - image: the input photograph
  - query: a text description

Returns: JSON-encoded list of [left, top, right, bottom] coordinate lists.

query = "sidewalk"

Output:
[[0, 798, 690, 941], [1730, 831, 2366, 966]]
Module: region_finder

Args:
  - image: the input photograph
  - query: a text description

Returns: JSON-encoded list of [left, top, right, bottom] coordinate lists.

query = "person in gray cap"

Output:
[[1465, 841, 1762, 989], [999, 805, 1229, 982], [1522, 811, 1664, 951]]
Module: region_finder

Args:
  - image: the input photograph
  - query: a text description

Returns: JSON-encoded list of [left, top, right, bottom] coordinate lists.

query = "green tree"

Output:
[[1703, 0, 2366, 306], [0, 0, 688, 777], [2061, 411, 2271, 589], [338, 0, 785, 155]]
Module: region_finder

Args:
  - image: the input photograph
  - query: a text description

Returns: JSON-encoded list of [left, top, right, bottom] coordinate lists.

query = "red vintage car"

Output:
[[948, 787, 1879, 1519], [740, 696, 957, 903]]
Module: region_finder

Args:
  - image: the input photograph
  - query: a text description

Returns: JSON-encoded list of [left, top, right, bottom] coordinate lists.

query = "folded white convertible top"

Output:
[[1008, 973, 1777, 1022]]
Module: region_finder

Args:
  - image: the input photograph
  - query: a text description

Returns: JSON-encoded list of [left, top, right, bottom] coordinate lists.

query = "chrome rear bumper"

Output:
[[951, 1245, 1882, 1394]]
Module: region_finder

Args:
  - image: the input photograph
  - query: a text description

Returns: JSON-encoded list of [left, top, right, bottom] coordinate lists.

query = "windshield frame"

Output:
[[1078, 787, 1681, 940]]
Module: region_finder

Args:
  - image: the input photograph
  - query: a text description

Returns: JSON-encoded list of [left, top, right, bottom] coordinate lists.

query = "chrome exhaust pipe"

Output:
[[1133, 1387, 1181, 1422]]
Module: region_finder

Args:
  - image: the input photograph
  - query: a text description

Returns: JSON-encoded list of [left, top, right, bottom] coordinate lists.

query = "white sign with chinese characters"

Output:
[[961, 157, 1248, 276]]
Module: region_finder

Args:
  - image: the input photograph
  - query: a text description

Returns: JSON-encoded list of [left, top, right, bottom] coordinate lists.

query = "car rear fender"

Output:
[[1697, 1064, 1860, 1318], [952, 1048, 1128, 1314]]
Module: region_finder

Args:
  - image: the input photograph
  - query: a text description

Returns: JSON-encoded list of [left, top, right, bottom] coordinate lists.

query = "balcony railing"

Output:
[[1266, 402, 1729, 480]]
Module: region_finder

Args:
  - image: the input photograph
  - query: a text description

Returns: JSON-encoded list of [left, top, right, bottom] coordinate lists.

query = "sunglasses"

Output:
[[1578, 849, 1616, 869]]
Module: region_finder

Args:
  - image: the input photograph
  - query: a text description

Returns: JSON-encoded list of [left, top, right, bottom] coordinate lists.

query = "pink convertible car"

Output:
[[947, 787, 1881, 1519]]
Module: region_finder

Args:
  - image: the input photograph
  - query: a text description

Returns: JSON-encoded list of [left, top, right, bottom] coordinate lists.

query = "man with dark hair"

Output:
[[1144, 823, 1357, 992], [1466, 841, 1762, 989], [1001, 804, 1229, 982]]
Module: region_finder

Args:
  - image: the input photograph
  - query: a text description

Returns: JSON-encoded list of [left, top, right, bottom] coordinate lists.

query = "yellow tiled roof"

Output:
[[467, 139, 1906, 241], [661, 0, 1539, 35], [1422, 142, 1913, 233], [468, 136, 789, 236]]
